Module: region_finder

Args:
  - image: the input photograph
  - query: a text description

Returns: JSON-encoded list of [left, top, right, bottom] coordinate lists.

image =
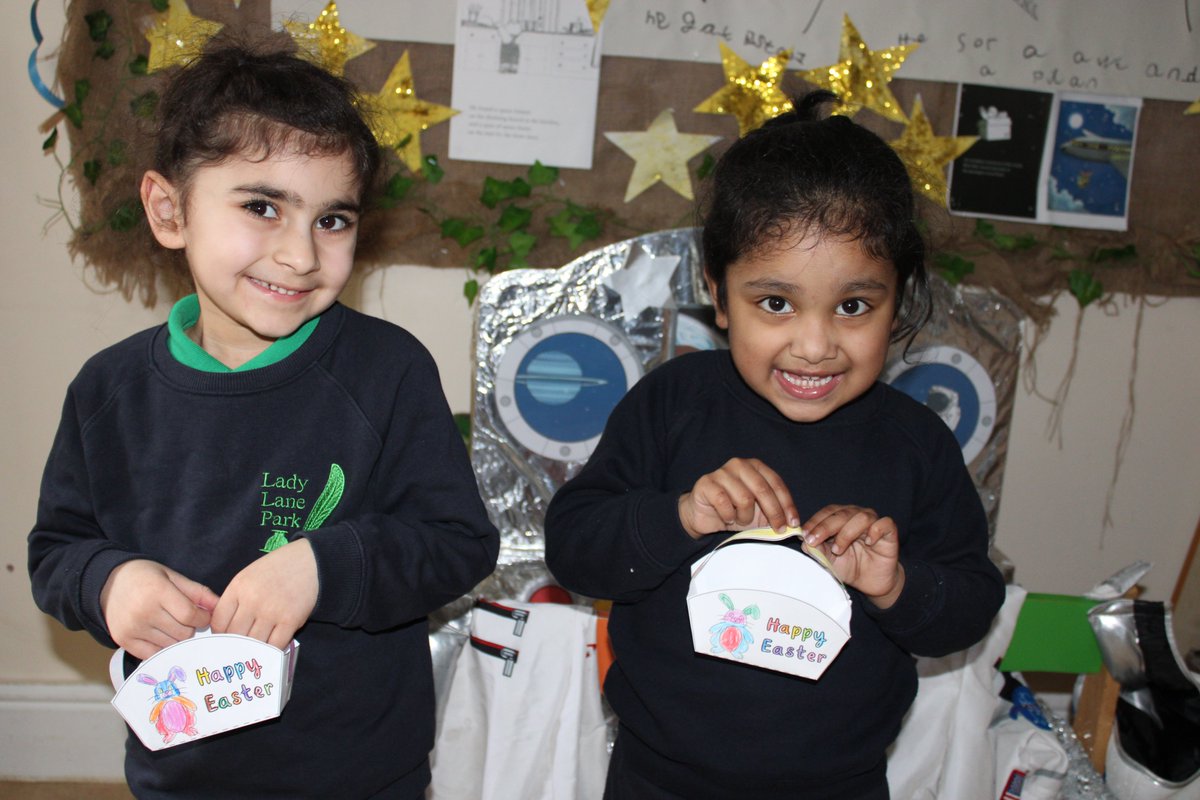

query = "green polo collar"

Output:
[[166, 294, 320, 372]]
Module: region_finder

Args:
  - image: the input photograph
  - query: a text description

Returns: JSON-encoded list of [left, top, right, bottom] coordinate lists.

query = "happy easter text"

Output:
[[194, 659, 275, 713], [759, 616, 830, 664]]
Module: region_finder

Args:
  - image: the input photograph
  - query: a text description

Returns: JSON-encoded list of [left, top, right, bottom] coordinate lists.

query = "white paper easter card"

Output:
[[687, 529, 851, 679], [110, 629, 299, 751]]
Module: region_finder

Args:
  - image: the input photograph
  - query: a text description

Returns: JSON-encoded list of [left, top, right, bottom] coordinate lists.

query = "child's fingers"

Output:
[[209, 595, 238, 636], [696, 480, 742, 527], [829, 509, 880, 554], [740, 461, 799, 531], [123, 636, 168, 661], [804, 505, 875, 554], [267, 626, 296, 652], [713, 458, 796, 530], [865, 518, 899, 551], [150, 605, 204, 645], [247, 618, 276, 647], [161, 575, 216, 630], [168, 570, 220, 614]]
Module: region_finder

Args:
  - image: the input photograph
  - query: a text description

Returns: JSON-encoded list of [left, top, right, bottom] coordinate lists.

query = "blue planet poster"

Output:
[[1045, 93, 1140, 231], [495, 316, 644, 462], [512, 333, 630, 444]]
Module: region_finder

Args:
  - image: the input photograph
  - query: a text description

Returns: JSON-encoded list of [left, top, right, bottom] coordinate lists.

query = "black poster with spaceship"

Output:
[[949, 84, 1142, 232]]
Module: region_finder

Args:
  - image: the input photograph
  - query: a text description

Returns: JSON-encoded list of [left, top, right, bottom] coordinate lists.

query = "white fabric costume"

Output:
[[430, 599, 609, 800]]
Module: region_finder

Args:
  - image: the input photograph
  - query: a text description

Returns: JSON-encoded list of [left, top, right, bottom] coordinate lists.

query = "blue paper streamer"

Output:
[[29, 0, 66, 109]]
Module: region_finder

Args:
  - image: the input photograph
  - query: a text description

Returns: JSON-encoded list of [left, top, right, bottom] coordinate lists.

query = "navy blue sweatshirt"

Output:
[[544, 350, 1005, 798], [29, 303, 499, 799]]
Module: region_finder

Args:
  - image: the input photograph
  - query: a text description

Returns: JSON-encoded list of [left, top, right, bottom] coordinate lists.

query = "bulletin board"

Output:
[[42, 1, 1200, 323]]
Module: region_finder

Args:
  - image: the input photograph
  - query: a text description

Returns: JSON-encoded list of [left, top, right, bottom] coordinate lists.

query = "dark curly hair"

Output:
[[701, 91, 930, 345], [153, 37, 381, 214]]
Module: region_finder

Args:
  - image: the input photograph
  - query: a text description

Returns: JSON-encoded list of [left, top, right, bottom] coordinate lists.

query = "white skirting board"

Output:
[[0, 683, 126, 781]]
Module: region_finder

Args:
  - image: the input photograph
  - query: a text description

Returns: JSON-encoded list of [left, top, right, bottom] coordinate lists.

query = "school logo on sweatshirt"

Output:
[[258, 464, 345, 552]]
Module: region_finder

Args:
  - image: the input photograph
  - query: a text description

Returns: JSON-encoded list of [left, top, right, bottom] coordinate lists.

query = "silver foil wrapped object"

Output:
[[470, 228, 1023, 563]]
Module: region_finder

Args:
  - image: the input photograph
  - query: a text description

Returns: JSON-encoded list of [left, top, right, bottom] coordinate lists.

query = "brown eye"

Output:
[[316, 214, 351, 232], [243, 200, 277, 219], [757, 296, 793, 314], [837, 299, 869, 317]]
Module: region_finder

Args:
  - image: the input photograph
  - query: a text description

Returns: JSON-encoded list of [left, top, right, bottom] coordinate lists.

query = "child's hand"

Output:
[[679, 458, 800, 540], [210, 539, 318, 651], [803, 505, 904, 608], [100, 560, 219, 660]]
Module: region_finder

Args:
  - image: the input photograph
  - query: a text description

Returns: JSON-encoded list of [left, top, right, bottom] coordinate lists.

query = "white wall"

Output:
[[3, 3, 1198, 780], [998, 295, 1200, 600]]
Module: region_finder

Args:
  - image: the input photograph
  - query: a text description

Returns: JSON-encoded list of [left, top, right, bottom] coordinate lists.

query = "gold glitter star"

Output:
[[284, 1, 374, 77], [144, 1, 224, 74], [585, 0, 611, 33], [889, 96, 978, 206], [370, 51, 458, 173], [605, 109, 722, 202], [1186, 98, 1200, 115], [796, 14, 917, 123], [694, 42, 793, 137]]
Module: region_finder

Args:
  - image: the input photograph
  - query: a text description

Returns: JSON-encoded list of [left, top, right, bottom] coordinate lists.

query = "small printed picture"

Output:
[[948, 84, 1054, 222], [1044, 94, 1141, 231], [450, 0, 602, 168]]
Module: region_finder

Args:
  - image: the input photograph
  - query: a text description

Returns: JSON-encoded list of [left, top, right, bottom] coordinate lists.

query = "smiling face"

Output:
[[708, 232, 898, 423], [142, 146, 362, 368]]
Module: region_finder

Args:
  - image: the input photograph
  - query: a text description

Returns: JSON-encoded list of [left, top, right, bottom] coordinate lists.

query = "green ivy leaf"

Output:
[[384, 173, 414, 202], [462, 281, 480, 308], [509, 230, 537, 258], [497, 205, 533, 232], [696, 152, 716, 180], [63, 103, 83, 128], [150, 0, 169, 11], [75, 79, 91, 106], [85, 11, 112, 42], [421, 154, 444, 184], [480, 176, 532, 208], [95, 40, 115, 60], [574, 211, 602, 241], [130, 91, 158, 119], [934, 252, 975, 285], [42, 128, 58, 152], [1088, 244, 1137, 264], [546, 204, 604, 249], [974, 218, 1038, 252], [479, 178, 506, 209], [83, 160, 102, 185], [129, 55, 149, 76], [472, 247, 498, 272], [1067, 269, 1103, 308], [543, 208, 579, 248], [1049, 243, 1074, 261], [528, 160, 557, 186], [509, 178, 532, 198], [440, 218, 485, 247], [107, 140, 127, 166], [547, 207, 574, 236], [108, 201, 140, 232]]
